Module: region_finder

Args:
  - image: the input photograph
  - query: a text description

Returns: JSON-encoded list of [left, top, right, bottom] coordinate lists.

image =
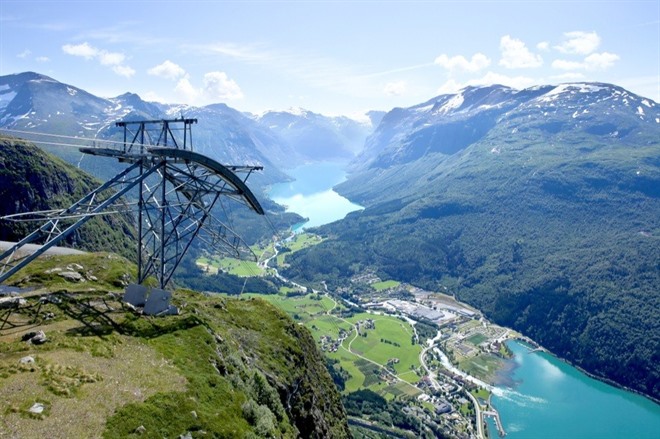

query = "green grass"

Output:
[[470, 387, 490, 403], [1, 253, 351, 438], [307, 315, 353, 342], [241, 293, 336, 324], [5, 252, 143, 290], [344, 313, 421, 376], [328, 349, 365, 393], [105, 325, 255, 438], [458, 353, 504, 384], [285, 233, 324, 252], [216, 258, 262, 277], [371, 280, 400, 291], [198, 243, 271, 277], [390, 379, 422, 398], [466, 333, 488, 346], [276, 233, 324, 266]]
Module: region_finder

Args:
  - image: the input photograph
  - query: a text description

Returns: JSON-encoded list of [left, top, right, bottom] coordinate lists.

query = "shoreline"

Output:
[[499, 337, 660, 406]]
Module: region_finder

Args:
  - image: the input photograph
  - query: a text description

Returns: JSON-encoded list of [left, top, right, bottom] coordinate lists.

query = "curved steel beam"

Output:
[[148, 147, 264, 215]]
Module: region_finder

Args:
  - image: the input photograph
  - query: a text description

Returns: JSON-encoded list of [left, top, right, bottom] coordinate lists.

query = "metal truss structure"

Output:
[[0, 119, 264, 289]]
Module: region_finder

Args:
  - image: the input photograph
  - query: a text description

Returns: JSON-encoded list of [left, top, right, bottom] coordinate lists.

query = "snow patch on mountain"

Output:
[[434, 93, 464, 115]]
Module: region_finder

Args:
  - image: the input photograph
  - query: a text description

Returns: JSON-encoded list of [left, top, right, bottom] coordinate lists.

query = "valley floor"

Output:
[[208, 232, 524, 438]]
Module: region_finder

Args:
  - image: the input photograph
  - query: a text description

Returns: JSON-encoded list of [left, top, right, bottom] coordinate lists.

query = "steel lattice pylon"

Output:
[[0, 119, 264, 289]]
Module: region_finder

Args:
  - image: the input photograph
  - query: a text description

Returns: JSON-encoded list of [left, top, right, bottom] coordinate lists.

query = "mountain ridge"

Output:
[[283, 81, 660, 400], [0, 72, 374, 181]]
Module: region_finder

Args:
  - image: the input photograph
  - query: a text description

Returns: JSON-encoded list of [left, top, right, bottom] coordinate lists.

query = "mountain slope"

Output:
[[283, 83, 660, 399], [0, 253, 350, 438], [0, 134, 136, 259]]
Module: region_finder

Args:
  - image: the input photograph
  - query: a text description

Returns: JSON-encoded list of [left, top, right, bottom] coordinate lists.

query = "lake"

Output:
[[488, 340, 660, 439], [269, 162, 363, 230]]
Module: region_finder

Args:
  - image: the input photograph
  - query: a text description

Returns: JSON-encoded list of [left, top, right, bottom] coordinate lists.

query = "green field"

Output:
[[458, 353, 504, 384], [197, 243, 272, 277], [276, 233, 324, 266], [344, 313, 421, 378], [470, 387, 490, 405], [216, 258, 262, 276], [241, 293, 337, 323], [466, 333, 488, 346], [239, 293, 424, 401], [371, 280, 400, 291]]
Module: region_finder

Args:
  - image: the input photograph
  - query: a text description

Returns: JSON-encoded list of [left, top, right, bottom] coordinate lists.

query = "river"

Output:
[[488, 340, 660, 439], [269, 162, 363, 230]]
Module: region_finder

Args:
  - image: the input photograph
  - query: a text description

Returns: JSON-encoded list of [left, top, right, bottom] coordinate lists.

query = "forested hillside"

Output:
[[0, 135, 136, 259], [283, 83, 660, 400]]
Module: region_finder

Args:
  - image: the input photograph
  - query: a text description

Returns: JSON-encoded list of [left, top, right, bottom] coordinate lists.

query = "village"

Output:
[[335, 270, 515, 438]]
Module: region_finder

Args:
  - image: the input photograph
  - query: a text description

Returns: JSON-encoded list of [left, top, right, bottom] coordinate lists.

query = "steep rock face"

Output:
[[218, 298, 350, 438], [0, 253, 350, 438], [0, 135, 136, 259], [285, 82, 660, 400]]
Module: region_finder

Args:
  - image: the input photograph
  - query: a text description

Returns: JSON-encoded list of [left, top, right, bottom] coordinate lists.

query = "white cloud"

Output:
[[499, 35, 543, 69], [17, 49, 31, 59], [172, 72, 243, 104], [203, 71, 243, 100], [62, 41, 134, 78], [112, 65, 136, 78], [148, 60, 186, 80], [537, 42, 550, 51], [174, 76, 199, 103], [437, 79, 464, 95], [552, 52, 619, 71], [438, 71, 536, 94], [98, 51, 125, 66], [555, 31, 600, 55], [35, 56, 50, 63], [434, 53, 491, 72], [62, 42, 98, 59], [584, 52, 619, 70], [188, 41, 400, 99]]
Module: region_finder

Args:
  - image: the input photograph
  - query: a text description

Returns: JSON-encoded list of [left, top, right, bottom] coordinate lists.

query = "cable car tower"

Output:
[[0, 118, 264, 289]]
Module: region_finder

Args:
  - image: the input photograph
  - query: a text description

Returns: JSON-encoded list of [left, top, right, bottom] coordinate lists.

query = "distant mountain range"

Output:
[[0, 72, 375, 188], [3, 71, 660, 400], [283, 82, 660, 400]]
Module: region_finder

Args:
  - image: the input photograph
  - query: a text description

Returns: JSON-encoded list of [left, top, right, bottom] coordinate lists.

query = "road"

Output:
[[466, 386, 485, 439], [322, 292, 420, 392], [425, 335, 487, 439], [419, 331, 443, 391], [0, 240, 86, 256]]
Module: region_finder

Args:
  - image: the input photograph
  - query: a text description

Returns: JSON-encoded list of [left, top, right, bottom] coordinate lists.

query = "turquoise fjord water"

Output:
[[488, 340, 660, 439], [268, 162, 363, 230]]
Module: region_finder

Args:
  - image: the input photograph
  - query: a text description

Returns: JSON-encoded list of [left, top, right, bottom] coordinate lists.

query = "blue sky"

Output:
[[1, 1, 658, 117]]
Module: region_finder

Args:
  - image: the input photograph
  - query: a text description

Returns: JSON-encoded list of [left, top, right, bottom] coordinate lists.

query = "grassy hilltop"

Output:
[[0, 253, 350, 438]]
